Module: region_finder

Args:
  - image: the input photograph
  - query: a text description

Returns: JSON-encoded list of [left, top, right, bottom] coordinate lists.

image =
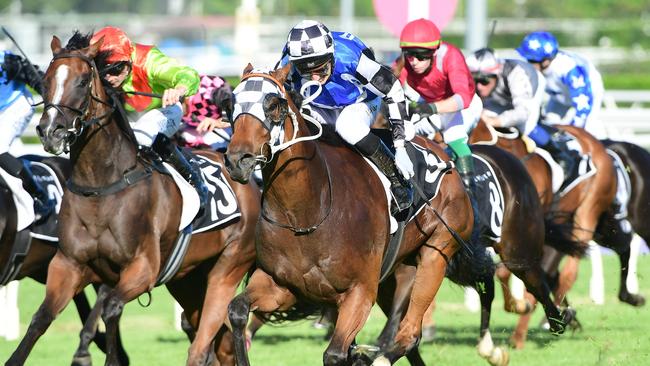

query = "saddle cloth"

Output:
[[163, 154, 241, 232], [607, 149, 632, 221], [0, 159, 64, 236], [28, 161, 64, 242], [535, 143, 597, 197], [363, 140, 453, 234], [472, 153, 505, 243]]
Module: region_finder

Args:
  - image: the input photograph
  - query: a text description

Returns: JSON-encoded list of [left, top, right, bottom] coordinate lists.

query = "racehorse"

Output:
[[6, 33, 260, 366], [225, 63, 506, 365], [374, 144, 578, 366], [0, 155, 130, 364], [470, 119, 616, 348]]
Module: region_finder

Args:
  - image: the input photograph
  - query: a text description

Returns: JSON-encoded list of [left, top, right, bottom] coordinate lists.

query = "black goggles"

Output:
[[295, 60, 332, 78], [472, 73, 495, 86], [403, 49, 435, 61], [103, 62, 130, 76]]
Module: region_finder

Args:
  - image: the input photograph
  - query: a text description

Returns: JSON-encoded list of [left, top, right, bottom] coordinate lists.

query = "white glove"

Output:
[[413, 114, 442, 138], [394, 146, 415, 179]]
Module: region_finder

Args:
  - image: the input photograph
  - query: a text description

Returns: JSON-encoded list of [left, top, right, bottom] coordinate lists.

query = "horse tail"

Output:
[[543, 212, 588, 257], [445, 238, 495, 287]]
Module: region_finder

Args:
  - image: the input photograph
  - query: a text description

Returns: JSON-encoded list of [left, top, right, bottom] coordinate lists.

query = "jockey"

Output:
[[0, 50, 55, 221], [180, 75, 233, 152], [516, 31, 606, 138], [397, 18, 482, 198], [466, 48, 580, 178], [281, 20, 414, 215], [90, 26, 208, 208]]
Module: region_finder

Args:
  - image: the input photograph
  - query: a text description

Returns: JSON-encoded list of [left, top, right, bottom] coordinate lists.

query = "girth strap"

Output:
[[67, 167, 152, 197]]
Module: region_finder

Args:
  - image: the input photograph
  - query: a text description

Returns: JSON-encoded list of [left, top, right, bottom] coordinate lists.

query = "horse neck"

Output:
[[70, 92, 137, 187], [262, 132, 330, 220]]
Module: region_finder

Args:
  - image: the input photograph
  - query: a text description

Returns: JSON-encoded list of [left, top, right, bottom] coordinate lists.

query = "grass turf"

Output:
[[1, 254, 649, 365]]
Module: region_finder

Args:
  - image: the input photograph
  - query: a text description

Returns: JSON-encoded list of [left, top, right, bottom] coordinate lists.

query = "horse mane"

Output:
[[62, 30, 137, 147], [63, 30, 111, 71]]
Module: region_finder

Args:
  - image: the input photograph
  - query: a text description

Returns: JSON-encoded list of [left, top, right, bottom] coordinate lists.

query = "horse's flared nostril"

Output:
[[35, 125, 44, 139]]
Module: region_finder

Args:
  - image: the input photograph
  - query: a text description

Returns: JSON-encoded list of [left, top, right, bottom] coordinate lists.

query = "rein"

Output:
[[44, 51, 152, 196], [242, 72, 332, 234], [42, 53, 115, 151]]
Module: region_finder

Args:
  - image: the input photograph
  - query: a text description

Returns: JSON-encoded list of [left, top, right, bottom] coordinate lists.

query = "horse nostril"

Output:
[[35, 125, 44, 139]]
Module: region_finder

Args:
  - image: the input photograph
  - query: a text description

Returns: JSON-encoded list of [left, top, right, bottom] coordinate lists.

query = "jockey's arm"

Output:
[[562, 64, 593, 128], [434, 46, 475, 114], [147, 47, 200, 106], [355, 48, 408, 143], [496, 66, 538, 128]]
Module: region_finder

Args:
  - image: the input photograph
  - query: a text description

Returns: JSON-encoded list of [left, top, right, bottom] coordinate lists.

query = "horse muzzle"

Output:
[[36, 122, 71, 155], [224, 151, 257, 184]]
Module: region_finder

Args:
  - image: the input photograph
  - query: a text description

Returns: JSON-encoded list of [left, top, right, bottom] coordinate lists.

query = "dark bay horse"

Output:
[[0, 156, 129, 364], [374, 144, 577, 366], [6, 33, 260, 366], [225, 64, 472, 365], [470, 120, 616, 347]]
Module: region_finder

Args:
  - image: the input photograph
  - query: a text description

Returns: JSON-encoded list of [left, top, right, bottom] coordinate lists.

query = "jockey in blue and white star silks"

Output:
[[516, 31, 606, 139]]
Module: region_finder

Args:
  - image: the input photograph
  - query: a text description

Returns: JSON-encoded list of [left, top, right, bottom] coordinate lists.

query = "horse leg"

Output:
[[6, 253, 86, 365], [587, 241, 605, 305], [71, 284, 112, 366], [228, 269, 297, 366], [186, 249, 253, 366], [375, 265, 413, 350], [325, 284, 375, 366], [102, 256, 157, 366], [380, 239, 456, 365], [474, 270, 509, 366], [615, 244, 646, 306]]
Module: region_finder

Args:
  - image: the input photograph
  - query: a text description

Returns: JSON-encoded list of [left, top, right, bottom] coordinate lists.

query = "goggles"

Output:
[[402, 49, 436, 61], [103, 61, 131, 76]]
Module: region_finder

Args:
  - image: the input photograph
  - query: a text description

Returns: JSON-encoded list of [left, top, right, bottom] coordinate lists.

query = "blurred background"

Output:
[[1, 0, 650, 146]]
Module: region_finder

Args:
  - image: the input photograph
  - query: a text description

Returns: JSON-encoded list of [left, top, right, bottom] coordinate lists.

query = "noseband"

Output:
[[43, 53, 115, 151]]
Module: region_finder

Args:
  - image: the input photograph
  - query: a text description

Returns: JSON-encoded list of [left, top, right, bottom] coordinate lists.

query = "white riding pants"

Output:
[[308, 98, 381, 145], [131, 103, 184, 147], [0, 95, 34, 154]]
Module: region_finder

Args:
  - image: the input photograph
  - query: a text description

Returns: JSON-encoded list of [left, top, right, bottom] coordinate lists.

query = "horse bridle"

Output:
[[41, 52, 115, 151]]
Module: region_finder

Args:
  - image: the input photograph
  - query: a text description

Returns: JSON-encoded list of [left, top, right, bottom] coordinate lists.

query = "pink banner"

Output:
[[373, 0, 458, 37]]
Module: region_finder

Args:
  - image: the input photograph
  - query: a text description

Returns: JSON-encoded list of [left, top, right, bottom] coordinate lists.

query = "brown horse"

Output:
[[374, 144, 578, 366], [470, 120, 616, 347], [6, 33, 260, 366], [225, 64, 471, 365], [0, 156, 129, 364]]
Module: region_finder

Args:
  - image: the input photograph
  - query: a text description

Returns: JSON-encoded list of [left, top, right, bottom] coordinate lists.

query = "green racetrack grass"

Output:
[[1, 254, 649, 365]]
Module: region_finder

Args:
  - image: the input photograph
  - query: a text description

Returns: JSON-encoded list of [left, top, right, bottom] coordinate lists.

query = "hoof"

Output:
[[372, 356, 391, 366], [350, 344, 382, 365], [619, 292, 646, 307], [71, 354, 92, 366], [487, 346, 509, 366]]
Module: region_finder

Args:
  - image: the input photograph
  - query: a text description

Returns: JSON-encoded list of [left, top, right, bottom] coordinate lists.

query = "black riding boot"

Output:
[[541, 135, 580, 179], [455, 154, 481, 231], [0, 152, 55, 222], [152, 135, 209, 211], [355, 134, 413, 216]]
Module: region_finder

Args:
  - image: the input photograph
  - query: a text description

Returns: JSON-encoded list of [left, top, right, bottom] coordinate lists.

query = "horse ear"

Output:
[[242, 63, 254, 76], [51, 36, 62, 55], [274, 63, 292, 84], [86, 36, 104, 58]]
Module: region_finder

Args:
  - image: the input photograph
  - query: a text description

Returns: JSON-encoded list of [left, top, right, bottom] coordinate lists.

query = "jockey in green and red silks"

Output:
[[90, 26, 208, 209]]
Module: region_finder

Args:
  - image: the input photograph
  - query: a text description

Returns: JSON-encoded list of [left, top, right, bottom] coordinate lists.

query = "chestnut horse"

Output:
[[6, 33, 260, 366], [0, 156, 128, 364], [374, 144, 578, 366], [470, 120, 616, 347], [225, 64, 472, 365]]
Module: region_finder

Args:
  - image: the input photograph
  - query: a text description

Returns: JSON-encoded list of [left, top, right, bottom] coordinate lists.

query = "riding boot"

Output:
[[152, 135, 209, 211], [0, 152, 55, 222], [455, 154, 480, 229], [541, 136, 580, 179], [356, 135, 413, 216]]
